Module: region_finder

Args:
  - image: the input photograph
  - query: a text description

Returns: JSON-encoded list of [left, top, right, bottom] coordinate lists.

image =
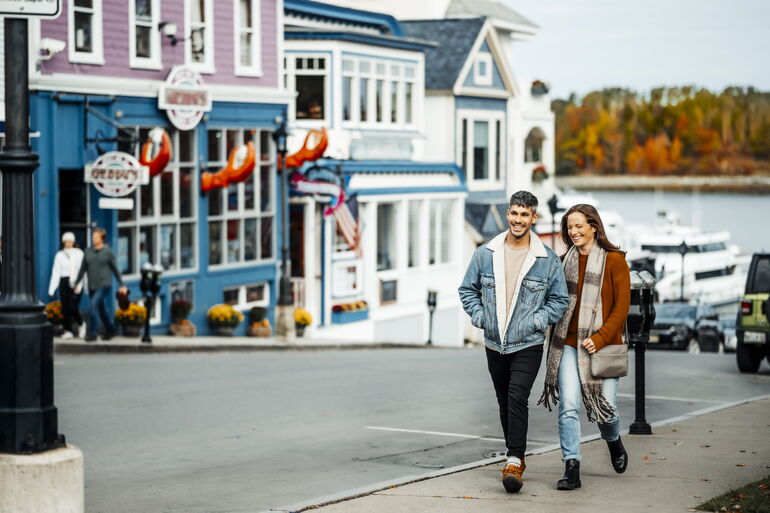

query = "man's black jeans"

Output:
[[486, 345, 544, 460]]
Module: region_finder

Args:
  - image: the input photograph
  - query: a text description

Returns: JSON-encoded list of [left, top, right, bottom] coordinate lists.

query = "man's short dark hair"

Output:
[[509, 190, 538, 213]]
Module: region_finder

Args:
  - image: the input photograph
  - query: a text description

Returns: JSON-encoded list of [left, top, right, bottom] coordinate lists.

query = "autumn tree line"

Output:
[[552, 86, 770, 176]]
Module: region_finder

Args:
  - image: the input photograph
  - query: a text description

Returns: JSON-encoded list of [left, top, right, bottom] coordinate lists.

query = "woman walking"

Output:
[[48, 232, 85, 339], [539, 204, 631, 490]]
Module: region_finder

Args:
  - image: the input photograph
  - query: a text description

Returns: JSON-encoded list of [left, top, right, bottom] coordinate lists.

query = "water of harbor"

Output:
[[583, 190, 769, 255]]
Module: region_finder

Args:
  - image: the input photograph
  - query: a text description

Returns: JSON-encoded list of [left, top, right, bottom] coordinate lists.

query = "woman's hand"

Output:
[[581, 337, 597, 354]]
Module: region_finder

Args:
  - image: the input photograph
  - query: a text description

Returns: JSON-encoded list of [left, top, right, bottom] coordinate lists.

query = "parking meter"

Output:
[[629, 270, 657, 435], [426, 290, 437, 345], [140, 263, 164, 343]]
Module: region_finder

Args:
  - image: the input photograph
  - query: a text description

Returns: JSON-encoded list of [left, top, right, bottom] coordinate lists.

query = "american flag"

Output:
[[333, 193, 362, 257]]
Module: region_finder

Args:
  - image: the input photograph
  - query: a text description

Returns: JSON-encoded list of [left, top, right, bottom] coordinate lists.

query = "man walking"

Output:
[[75, 228, 127, 342], [459, 191, 568, 493]]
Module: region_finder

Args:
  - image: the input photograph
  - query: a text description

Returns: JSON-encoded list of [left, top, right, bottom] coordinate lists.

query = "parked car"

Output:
[[719, 316, 737, 353], [648, 302, 722, 352], [736, 253, 770, 372]]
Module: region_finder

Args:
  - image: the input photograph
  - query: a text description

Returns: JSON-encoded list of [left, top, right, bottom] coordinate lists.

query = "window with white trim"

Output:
[[187, 0, 214, 70], [525, 127, 545, 163], [407, 200, 421, 268], [69, 0, 104, 65], [207, 128, 275, 267], [117, 128, 198, 276], [376, 203, 397, 271], [429, 199, 454, 265], [223, 282, 269, 308], [473, 53, 493, 86], [234, 0, 261, 76], [341, 56, 417, 128], [129, 0, 161, 69], [458, 111, 504, 187], [284, 55, 328, 121]]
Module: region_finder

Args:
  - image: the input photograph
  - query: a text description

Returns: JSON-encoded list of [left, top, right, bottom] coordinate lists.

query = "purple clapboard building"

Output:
[[18, 0, 293, 334]]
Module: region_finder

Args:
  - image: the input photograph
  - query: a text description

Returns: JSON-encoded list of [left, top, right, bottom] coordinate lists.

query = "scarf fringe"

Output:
[[581, 383, 616, 423], [537, 384, 559, 412]]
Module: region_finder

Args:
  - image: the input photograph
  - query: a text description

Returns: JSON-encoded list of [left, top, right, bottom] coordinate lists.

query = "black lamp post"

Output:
[[139, 263, 163, 344], [271, 118, 293, 336], [426, 290, 437, 346], [547, 194, 563, 249], [677, 242, 689, 302], [0, 18, 64, 453]]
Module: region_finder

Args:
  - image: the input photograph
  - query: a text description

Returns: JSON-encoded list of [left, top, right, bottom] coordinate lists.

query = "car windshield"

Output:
[[655, 304, 696, 319]]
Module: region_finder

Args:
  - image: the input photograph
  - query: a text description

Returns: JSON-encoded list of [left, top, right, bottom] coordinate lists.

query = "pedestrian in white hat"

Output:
[[48, 232, 85, 338]]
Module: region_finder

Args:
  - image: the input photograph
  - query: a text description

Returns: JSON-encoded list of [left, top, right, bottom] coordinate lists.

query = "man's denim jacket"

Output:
[[458, 231, 569, 354]]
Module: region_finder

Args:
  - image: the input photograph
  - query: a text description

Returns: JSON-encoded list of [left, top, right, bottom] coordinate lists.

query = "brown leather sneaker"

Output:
[[501, 460, 526, 493]]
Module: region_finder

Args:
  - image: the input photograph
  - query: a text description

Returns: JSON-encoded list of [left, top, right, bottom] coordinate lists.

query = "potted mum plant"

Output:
[[294, 308, 312, 337], [248, 306, 272, 337], [114, 303, 147, 338], [207, 304, 244, 336], [169, 299, 196, 337], [45, 300, 65, 336]]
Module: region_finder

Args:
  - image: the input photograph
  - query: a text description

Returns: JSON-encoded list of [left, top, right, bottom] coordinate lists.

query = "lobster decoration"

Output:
[[286, 128, 328, 168], [139, 127, 172, 177], [200, 141, 256, 193]]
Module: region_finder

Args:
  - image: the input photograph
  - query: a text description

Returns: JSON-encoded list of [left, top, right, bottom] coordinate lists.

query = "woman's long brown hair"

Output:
[[560, 204, 624, 254]]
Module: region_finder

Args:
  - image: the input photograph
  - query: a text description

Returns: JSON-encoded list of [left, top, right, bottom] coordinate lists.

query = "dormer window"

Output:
[[473, 53, 492, 86]]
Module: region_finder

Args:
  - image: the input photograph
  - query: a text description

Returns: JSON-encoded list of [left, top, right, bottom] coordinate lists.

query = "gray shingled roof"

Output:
[[446, 0, 539, 29], [401, 17, 486, 90]]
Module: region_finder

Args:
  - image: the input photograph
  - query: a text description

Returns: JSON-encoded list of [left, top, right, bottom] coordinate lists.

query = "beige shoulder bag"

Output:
[[589, 255, 629, 379]]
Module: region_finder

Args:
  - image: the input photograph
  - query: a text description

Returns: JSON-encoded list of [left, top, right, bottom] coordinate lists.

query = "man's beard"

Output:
[[509, 224, 530, 240]]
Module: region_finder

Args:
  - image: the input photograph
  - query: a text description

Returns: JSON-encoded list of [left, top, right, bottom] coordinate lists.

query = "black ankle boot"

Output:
[[607, 437, 628, 474], [556, 459, 581, 490]]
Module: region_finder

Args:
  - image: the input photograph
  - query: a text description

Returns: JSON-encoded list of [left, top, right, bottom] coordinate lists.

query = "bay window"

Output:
[[285, 55, 328, 121]]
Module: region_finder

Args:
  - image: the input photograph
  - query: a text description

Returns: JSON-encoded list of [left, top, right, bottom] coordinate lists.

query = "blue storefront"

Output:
[[30, 90, 287, 335]]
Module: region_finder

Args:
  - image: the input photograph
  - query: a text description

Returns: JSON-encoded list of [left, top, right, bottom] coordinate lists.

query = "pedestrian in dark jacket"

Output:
[[74, 228, 127, 341]]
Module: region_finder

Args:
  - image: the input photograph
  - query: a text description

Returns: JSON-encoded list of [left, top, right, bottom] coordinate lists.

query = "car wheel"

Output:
[[687, 339, 701, 354], [736, 338, 762, 373]]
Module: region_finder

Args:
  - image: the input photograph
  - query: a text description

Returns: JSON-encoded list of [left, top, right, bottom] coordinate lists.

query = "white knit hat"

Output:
[[61, 232, 76, 243]]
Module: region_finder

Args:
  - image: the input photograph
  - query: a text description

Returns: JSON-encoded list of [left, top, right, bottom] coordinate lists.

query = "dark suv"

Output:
[[736, 253, 770, 372], [649, 302, 722, 352]]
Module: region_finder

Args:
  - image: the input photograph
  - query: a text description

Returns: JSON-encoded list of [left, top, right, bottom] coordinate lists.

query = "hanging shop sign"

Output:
[[200, 142, 256, 192], [84, 151, 149, 210], [158, 66, 212, 131], [139, 127, 172, 177]]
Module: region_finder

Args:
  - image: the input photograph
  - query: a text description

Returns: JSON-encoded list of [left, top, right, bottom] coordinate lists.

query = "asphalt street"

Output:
[[54, 348, 770, 513]]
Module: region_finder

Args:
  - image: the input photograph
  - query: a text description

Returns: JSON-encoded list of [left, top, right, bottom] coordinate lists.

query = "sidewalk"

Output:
[[54, 335, 430, 354], [285, 398, 770, 513]]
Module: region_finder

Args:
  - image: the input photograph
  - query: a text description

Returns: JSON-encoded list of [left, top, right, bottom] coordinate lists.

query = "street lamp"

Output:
[[271, 117, 295, 339], [547, 194, 563, 250], [677, 242, 689, 302], [0, 18, 64, 453], [139, 263, 163, 344], [426, 290, 437, 346]]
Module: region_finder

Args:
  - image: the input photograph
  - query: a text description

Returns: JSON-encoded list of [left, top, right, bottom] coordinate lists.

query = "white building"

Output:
[[282, 0, 468, 345]]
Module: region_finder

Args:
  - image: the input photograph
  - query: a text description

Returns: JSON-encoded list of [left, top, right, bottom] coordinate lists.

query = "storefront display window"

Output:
[[207, 128, 274, 267], [117, 128, 198, 276]]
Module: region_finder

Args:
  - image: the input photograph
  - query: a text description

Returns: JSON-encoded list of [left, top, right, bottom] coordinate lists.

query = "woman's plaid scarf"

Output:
[[538, 243, 616, 423]]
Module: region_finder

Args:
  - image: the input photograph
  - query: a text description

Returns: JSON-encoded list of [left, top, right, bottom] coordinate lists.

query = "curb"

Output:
[[54, 341, 440, 355], [264, 393, 770, 513]]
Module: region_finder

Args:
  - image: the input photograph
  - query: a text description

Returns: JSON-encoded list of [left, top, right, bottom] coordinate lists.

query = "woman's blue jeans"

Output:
[[558, 345, 620, 461], [88, 286, 115, 337]]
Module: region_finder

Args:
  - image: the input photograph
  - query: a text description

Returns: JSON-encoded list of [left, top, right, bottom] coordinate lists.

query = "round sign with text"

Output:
[[84, 152, 149, 197]]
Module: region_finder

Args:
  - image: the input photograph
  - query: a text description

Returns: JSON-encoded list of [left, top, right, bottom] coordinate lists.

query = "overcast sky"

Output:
[[506, 0, 770, 100]]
